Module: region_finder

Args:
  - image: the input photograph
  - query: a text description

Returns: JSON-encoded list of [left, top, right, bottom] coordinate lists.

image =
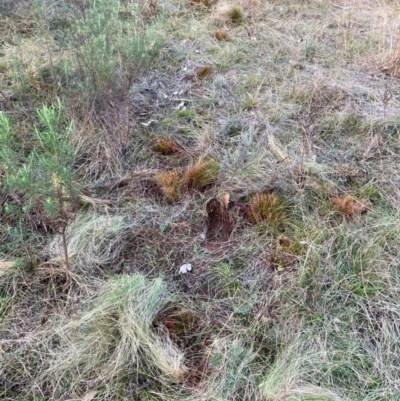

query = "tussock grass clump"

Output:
[[47, 214, 138, 269], [202, 338, 259, 399], [153, 138, 181, 155], [195, 64, 213, 79], [44, 274, 186, 399], [213, 29, 232, 41], [186, 157, 220, 190], [330, 194, 367, 216], [215, 4, 245, 24], [248, 193, 288, 228], [155, 170, 182, 202], [260, 337, 344, 401]]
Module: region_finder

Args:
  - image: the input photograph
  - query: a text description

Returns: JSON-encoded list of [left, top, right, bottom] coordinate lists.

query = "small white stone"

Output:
[[179, 263, 192, 274]]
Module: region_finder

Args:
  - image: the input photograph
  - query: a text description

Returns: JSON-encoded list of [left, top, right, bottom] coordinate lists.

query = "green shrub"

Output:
[[65, 0, 163, 100], [0, 101, 77, 269]]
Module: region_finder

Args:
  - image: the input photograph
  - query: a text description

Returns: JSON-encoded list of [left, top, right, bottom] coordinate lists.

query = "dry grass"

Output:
[[248, 193, 288, 227], [212, 3, 245, 25], [153, 138, 182, 155], [185, 157, 220, 190], [194, 64, 213, 79], [382, 38, 400, 77], [330, 194, 367, 216], [2, 0, 400, 400], [212, 29, 231, 41], [190, 0, 216, 7], [155, 170, 182, 202]]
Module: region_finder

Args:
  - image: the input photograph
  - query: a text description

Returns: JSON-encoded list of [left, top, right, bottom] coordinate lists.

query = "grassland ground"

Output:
[[1, 0, 400, 400]]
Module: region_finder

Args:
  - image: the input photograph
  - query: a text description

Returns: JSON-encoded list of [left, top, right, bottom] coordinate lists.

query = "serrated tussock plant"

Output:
[[186, 156, 220, 190], [248, 193, 288, 228], [155, 170, 182, 203]]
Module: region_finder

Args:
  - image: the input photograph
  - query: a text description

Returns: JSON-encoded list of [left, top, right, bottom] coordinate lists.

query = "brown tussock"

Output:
[[195, 64, 213, 79], [248, 193, 288, 227], [186, 157, 220, 190], [154, 171, 181, 202], [213, 29, 231, 41], [153, 138, 181, 155], [330, 195, 367, 216], [212, 4, 245, 25]]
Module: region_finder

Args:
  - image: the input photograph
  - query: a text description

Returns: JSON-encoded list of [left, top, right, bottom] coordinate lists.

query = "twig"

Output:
[[0, 89, 11, 105], [333, 4, 351, 9]]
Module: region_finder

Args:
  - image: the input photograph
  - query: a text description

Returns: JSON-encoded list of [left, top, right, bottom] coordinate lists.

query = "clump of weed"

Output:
[[242, 93, 258, 110], [248, 193, 288, 227], [213, 29, 231, 41], [195, 64, 213, 79], [215, 4, 245, 24], [2, 37, 65, 100], [177, 109, 196, 119], [153, 138, 181, 155], [155, 170, 182, 202], [44, 275, 186, 399], [204, 338, 259, 399], [186, 157, 220, 190], [210, 261, 242, 297], [45, 213, 138, 270], [330, 194, 367, 216]]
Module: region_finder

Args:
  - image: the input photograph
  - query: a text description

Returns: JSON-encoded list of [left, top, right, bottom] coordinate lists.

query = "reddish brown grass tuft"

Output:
[[186, 157, 220, 190], [153, 138, 181, 155], [195, 65, 213, 79], [213, 29, 231, 41], [248, 193, 288, 227], [154, 171, 182, 202], [330, 195, 367, 216]]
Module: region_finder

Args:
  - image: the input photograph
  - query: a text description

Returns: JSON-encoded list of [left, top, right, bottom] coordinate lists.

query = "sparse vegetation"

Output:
[[2, 0, 400, 400]]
